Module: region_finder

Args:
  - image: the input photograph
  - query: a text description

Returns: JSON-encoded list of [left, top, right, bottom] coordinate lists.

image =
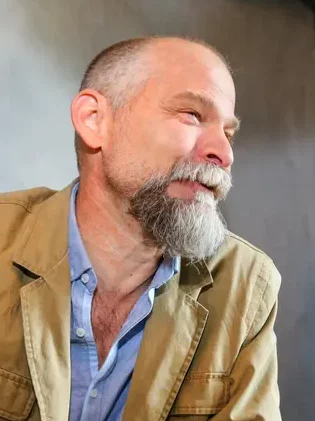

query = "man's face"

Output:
[[102, 41, 238, 259]]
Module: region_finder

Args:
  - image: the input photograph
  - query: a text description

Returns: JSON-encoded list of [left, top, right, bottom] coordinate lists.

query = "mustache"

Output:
[[168, 161, 232, 201]]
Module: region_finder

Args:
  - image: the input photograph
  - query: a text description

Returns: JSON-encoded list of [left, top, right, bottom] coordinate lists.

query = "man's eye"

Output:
[[181, 110, 202, 124]]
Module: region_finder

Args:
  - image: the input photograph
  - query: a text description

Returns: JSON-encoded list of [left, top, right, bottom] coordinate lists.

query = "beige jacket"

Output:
[[0, 183, 281, 421]]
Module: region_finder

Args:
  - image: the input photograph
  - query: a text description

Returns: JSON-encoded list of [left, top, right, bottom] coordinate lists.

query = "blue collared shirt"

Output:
[[68, 183, 179, 421]]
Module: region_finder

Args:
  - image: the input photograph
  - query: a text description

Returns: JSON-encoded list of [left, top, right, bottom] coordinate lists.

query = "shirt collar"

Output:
[[149, 255, 179, 291], [68, 182, 180, 285]]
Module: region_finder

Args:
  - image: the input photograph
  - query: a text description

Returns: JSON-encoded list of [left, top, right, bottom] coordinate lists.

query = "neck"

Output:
[[75, 177, 162, 296]]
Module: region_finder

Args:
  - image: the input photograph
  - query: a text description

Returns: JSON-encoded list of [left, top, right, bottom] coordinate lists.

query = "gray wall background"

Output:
[[1, 0, 314, 419]]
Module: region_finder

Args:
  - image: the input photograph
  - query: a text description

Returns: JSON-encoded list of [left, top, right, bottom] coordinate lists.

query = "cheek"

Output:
[[106, 134, 160, 190], [108, 118, 199, 184], [145, 120, 199, 160]]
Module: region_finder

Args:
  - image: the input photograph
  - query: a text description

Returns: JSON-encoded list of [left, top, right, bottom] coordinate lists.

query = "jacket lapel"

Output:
[[20, 256, 71, 421], [14, 182, 74, 421], [122, 260, 212, 421]]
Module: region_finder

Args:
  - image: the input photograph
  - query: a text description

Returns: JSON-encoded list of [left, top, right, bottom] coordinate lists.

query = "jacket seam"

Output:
[[13, 210, 41, 271], [244, 258, 272, 343], [0, 367, 32, 385], [227, 232, 270, 257], [0, 201, 33, 213], [21, 279, 47, 421]]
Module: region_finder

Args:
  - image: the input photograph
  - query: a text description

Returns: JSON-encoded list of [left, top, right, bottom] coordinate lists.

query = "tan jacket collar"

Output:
[[13, 181, 76, 278]]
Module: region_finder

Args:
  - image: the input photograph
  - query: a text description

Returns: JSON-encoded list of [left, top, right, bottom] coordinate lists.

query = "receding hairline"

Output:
[[80, 36, 231, 92], [145, 36, 231, 70]]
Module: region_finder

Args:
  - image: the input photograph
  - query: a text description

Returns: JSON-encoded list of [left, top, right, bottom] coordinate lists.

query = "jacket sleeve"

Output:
[[211, 262, 282, 421]]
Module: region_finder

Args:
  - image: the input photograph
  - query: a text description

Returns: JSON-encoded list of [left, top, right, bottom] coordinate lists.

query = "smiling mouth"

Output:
[[196, 183, 219, 199], [198, 182, 215, 194], [167, 180, 218, 200]]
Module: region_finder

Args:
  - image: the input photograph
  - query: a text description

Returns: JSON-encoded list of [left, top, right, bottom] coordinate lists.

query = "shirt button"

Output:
[[81, 273, 90, 284], [90, 388, 98, 398], [76, 328, 86, 338]]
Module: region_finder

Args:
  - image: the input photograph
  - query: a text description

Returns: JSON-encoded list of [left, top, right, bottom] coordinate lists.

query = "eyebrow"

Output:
[[169, 91, 241, 132]]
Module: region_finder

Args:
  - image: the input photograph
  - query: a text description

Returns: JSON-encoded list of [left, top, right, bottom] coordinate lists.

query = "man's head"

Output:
[[71, 36, 239, 260]]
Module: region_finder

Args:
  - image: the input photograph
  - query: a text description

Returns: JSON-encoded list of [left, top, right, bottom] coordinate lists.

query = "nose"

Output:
[[194, 125, 234, 170]]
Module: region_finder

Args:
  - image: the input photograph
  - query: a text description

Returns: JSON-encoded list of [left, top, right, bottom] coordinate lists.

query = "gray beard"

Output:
[[128, 162, 232, 261]]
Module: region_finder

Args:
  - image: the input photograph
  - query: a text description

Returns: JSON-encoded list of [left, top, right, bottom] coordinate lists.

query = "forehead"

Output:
[[145, 41, 236, 112]]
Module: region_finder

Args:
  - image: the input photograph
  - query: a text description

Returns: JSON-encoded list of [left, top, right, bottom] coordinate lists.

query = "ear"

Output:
[[70, 89, 111, 151]]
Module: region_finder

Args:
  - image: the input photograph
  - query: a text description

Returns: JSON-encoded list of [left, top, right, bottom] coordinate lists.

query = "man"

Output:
[[0, 37, 281, 421]]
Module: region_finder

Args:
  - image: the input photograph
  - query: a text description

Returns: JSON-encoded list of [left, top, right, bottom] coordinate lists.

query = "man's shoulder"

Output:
[[225, 230, 270, 254], [207, 231, 281, 300], [0, 186, 57, 212], [198, 231, 281, 333], [217, 231, 279, 273], [0, 186, 59, 253]]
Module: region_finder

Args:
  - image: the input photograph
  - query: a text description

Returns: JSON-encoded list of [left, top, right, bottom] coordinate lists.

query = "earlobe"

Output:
[[70, 89, 109, 151]]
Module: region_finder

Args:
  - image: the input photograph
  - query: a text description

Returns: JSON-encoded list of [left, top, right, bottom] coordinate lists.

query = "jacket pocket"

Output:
[[168, 373, 231, 419], [0, 368, 35, 421]]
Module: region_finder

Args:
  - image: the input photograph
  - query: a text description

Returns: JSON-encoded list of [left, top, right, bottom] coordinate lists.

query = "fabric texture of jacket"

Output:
[[0, 182, 281, 421]]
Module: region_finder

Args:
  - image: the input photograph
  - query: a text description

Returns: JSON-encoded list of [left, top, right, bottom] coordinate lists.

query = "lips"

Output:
[[179, 180, 216, 196], [166, 178, 222, 201], [186, 180, 218, 198], [198, 182, 215, 193]]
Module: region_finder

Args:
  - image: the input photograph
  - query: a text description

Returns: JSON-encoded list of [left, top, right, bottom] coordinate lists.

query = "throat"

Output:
[[91, 284, 148, 368]]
